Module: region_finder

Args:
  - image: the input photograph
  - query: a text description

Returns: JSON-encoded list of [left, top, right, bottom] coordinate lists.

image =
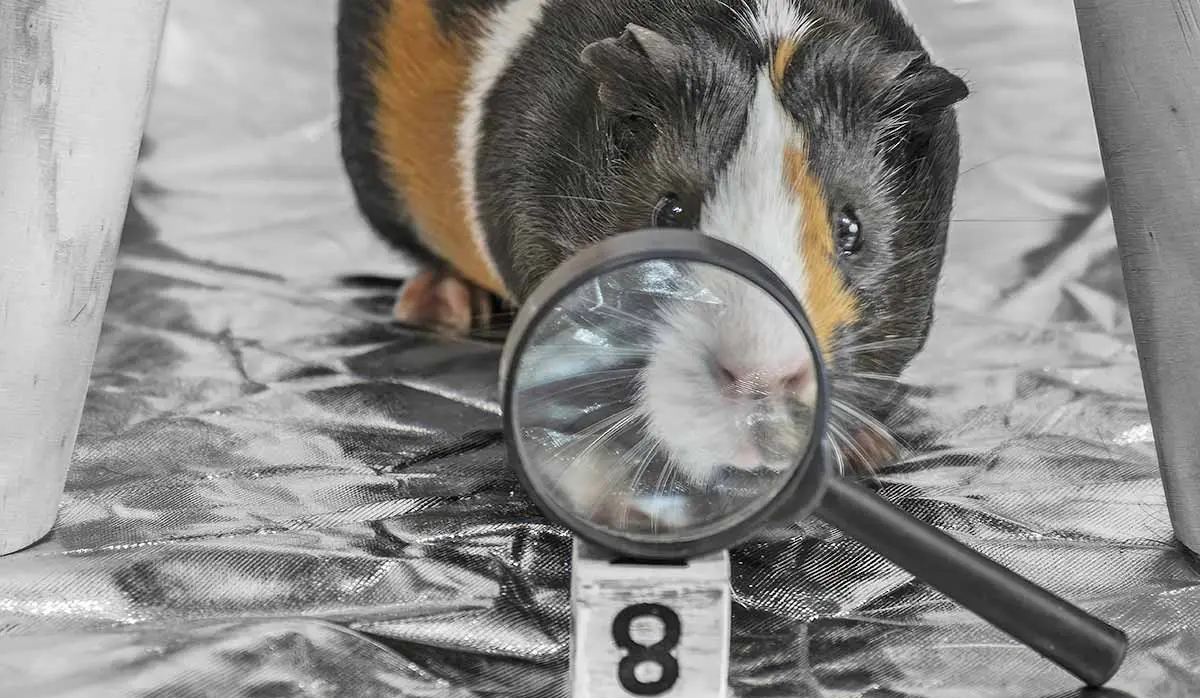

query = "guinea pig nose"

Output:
[[715, 360, 812, 397], [715, 363, 765, 396]]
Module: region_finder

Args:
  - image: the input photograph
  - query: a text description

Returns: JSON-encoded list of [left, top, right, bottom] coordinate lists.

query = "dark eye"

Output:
[[836, 208, 863, 256], [652, 193, 696, 229]]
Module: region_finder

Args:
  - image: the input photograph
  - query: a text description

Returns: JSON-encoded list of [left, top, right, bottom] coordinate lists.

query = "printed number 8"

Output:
[[611, 603, 682, 695]]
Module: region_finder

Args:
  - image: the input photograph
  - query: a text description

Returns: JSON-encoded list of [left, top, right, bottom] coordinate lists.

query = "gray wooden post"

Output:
[[1073, 0, 1200, 553], [0, 0, 170, 555]]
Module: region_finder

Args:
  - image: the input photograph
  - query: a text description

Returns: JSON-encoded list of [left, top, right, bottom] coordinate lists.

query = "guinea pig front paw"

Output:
[[392, 268, 496, 335]]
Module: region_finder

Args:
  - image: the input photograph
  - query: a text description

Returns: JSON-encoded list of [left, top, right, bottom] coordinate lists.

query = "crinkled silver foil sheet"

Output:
[[1, 1, 1196, 696]]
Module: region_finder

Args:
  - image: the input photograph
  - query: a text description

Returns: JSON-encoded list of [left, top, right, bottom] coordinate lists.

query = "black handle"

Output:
[[814, 477, 1128, 688]]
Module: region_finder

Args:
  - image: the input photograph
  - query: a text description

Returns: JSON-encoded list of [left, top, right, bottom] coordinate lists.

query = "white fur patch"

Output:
[[702, 71, 808, 307], [458, 0, 549, 293], [638, 67, 823, 482], [749, 0, 816, 43]]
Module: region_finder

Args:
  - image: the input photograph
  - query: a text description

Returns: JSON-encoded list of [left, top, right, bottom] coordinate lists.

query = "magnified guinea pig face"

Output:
[[639, 261, 819, 482]]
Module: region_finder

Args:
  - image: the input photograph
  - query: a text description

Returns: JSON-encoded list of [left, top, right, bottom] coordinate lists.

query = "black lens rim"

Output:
[[500, 227, 831, 561]]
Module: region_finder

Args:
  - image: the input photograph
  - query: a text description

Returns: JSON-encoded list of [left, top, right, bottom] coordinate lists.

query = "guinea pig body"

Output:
[[336, 0, 969, 475]]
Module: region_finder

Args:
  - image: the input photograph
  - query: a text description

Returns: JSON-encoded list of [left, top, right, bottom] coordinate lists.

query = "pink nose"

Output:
[[716, 360, 812, 397]]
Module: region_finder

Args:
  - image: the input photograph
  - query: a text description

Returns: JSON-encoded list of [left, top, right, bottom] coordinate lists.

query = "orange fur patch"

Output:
[[771, 38, 798, 92], [369, 0, 507, 297], [785, 146, 860, 356]]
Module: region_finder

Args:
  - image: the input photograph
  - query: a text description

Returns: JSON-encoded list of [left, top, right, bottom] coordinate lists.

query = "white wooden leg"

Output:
[[0, 0, 170, 555], [1072, 1, 1200, 553]]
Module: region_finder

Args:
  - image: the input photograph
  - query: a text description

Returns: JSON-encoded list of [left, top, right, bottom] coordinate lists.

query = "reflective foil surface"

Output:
[[1, 1, 1196, 696]]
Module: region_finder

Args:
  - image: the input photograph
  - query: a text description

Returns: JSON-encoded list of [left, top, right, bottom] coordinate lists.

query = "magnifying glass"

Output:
[[500, 228, 1127, 688]]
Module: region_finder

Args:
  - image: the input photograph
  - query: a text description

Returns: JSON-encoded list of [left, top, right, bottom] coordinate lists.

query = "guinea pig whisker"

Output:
[[518, 368, 643, 407], [839, 370, 902, 384], [837, 337, 923, 356], [833, 383, 896, 402], [617, 437, 663, 531], [625, 432, 664, 503], [583, 431, 652, 513], [650, 459, 682, 527], [578, 303, 669, 332], [892, 216, 1061, 225], [950, 217, 1063, 223], [830, 398, 902, 473], [825, 433, 848, 476], [555, 408, 647, 491], [852, 328, 924, 347], [827, 421, 874, 477], [831, 399, 895, 442], [522, 343, 651, 357], [837, 393, 895, 413], [548, 404, 643, 461], [584, 452, 651, 521], [958, 153, 1018, 179], [521, 349, 650, 367], [831, 379, 895, 403]]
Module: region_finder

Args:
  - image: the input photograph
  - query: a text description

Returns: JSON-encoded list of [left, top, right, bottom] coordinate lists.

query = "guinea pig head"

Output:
[[548, 17, 968, 479]]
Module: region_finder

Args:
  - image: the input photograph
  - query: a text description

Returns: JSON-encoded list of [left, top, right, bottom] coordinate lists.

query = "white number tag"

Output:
[[569, 539, 731, 698]]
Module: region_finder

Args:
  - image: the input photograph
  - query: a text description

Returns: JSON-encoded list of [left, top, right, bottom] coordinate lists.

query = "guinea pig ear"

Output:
[[580, 24, 684, 113], [876, 51, 969, 117]]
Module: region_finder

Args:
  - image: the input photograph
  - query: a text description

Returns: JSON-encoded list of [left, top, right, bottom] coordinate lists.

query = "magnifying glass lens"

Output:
[[507, 251, 821, 546]]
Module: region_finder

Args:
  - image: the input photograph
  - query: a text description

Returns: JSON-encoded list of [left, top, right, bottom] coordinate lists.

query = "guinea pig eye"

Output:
[[652, 193, 697, 229], [835, 208, 863, 256]]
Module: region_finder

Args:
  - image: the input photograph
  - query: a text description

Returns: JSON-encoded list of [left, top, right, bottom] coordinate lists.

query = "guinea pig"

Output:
[[335, 0, 969, 476]]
